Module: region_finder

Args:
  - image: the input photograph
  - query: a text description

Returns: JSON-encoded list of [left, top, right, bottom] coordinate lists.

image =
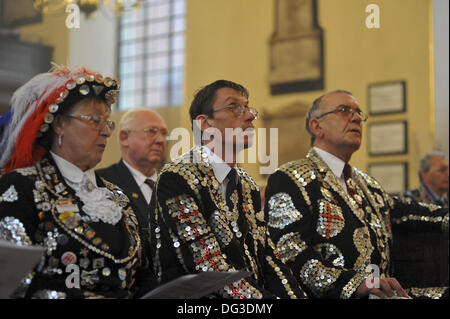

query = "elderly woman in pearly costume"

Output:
[[0, 66, 154, 298]]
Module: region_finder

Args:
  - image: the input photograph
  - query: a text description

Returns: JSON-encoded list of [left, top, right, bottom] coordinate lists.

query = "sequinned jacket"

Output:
[[402, 185, 448, 208], [150, 146, 307, 299], [264, 149, 449, 299], [0, 154, 154, 299]]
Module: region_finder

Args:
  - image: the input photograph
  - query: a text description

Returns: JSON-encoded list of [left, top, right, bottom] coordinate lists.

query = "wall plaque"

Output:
[[269, 0, 324, 94]]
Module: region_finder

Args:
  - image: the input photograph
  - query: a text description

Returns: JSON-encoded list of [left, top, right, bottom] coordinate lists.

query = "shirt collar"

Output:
[[203, 146, 233, 184], [122, 159, 157, 187], [421, 183, 442, 203], [313, 147, 346, 179], [50, 151, 97, 187]]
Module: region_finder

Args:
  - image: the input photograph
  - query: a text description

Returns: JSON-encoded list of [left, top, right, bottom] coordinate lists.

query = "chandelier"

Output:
[[33, 0, 143, 18]]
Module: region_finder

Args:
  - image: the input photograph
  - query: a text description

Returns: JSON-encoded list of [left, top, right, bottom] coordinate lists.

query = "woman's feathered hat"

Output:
[[0, 64, 120, 175]]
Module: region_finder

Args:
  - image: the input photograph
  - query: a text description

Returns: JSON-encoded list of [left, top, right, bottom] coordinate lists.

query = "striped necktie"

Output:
[[144, 179, 155, 190], [225, 169, 238, 210], [343, 163, 357, 197]]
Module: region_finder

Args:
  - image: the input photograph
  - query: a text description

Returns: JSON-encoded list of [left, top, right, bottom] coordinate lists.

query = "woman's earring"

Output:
[[58, 134, 62, 147]]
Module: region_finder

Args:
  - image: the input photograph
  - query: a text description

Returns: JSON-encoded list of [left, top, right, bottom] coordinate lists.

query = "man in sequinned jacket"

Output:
[[403, 151, 449, 208], [264, 90, 449, 299], [150, 80, 307, 299]]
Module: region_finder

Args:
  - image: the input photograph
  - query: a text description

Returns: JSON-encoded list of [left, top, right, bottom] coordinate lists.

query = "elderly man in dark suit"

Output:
[[404, 151, 449, 208], [97, 108, 168, 244], [264, 90, 448, 299]]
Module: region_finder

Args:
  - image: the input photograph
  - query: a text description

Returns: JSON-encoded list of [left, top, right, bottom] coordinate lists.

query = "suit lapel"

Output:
[[116, 160, 150, 221], [39, 156, 138, 262], [193, 146, 226, 214], [308, 149, 366, 224], [193, 146, 251, 242]]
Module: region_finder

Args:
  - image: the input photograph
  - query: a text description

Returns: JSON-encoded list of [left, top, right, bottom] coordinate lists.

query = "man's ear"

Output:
[[419, 171, 427, 184], [195, 114, 212, 132], [309, 118, 323, 139], [119, 130, 129, 147]]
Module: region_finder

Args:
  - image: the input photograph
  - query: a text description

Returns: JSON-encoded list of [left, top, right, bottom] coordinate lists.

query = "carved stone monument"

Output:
[[269, 0, 324, 94]]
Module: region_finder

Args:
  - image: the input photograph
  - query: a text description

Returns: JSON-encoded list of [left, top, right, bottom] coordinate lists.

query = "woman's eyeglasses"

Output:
[[65, 114, 116, 131]]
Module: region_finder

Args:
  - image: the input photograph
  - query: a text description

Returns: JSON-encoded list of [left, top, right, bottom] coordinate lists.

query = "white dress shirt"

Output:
[[122, 159, 157, 204], [203, 146, 235, 198], [50, 151, 98, 191], [50, 152, 123, 225], [313, 147, 349, 193]]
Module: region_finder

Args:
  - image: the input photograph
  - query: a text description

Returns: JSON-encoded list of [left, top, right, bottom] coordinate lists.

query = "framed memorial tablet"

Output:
[[368, 81, 406, 115], [368, 121, 407, 156], [368, 162, 408, 196]]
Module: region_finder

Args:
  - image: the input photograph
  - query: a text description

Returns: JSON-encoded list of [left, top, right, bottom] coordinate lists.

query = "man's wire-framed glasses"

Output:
[[315, 105, 368, 122], [211, 104, 258, 119], [128, 127, 170, 140]]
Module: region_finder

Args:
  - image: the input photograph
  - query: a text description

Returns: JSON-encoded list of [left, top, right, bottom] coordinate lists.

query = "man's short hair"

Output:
[[117, 108, 160, 150], [189, 80, 249, 127], [418, 150, 447, 181], [118, 107, 153, 132], [305, 90, 353, 146]]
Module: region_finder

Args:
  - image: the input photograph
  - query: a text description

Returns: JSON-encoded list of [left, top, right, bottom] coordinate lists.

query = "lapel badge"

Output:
[[256, 210, 264, 222], [58, 211, 74, 222], [93, 258, 105, 269], [118, 268, 127, 280], [55, 183, 66, 193], [102, 267, 112, 277], [65, 214, 82, 229], [56, 198, 79, 213], [376, 193, 385, 207], [57, 234, 69, 246], [61, 251, 77, 266], [353, 194, 363, 205], [41, 202, 51, 211], [80, 257, 90, 269], [85, 229, 96, 239], [49, 257, 59, 268], [132, 192, 139, 199], [85, 181, 94, 192], [80, 248, 89, 257], [321, 187, 334, 201]]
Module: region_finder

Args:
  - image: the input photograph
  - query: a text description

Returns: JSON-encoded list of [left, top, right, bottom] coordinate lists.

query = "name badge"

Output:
[[56, 199, 79, 213]]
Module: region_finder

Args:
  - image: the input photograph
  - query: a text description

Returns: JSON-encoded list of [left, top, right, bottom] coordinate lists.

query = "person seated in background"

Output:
[[392, 151, 449, 288], [404, 151, 449, 208], [0, 65, 153, 298], [97, 108, 168, 247], [264, 90, 449, 299]]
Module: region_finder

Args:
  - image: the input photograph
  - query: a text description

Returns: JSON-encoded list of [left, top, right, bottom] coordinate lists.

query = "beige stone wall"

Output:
[[181, 0, 437, 189], [15, 0, 442, 190]]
